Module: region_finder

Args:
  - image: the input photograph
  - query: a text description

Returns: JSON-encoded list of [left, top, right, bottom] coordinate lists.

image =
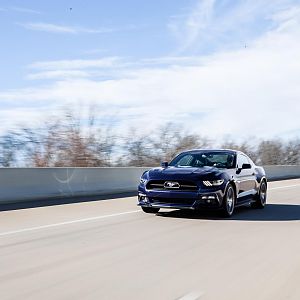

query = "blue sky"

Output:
[[0, 0, 300, 139], [0, 0, 189, 89]]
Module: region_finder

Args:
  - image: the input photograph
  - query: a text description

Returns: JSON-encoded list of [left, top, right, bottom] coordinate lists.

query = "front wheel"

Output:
[[221, 184, 236, 217], [141, 207, 160, 214], [252, 180, 267, 209]]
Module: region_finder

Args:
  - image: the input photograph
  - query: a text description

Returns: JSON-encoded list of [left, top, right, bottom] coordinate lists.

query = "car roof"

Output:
[[182, 149, 238, 155]]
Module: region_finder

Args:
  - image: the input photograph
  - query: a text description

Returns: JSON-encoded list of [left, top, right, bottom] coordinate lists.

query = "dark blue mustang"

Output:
[[138, 149, 267, 217]]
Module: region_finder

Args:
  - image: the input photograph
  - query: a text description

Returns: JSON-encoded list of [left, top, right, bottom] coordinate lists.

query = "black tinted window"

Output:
[[170, 152, 235, 169]]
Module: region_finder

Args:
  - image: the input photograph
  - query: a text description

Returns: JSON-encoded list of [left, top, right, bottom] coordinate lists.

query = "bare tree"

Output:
[[221, 139, 259, 163], [121, 128, 156, 166], [256, 140, 284, 165], [283, 139, 300, 165], [0, 133, 20, 167], [46, 112, 115, 167], [4, 110, 115, 167], [152, 123, 210, 162], [123, 123, 211, 166], [0, 111, 299, 167]]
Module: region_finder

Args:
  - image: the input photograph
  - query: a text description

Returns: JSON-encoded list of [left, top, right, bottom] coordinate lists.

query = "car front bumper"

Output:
[[137, 188, 224, 210]]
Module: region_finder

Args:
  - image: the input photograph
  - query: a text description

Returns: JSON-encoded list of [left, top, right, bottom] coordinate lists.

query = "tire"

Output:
[[252, 180, 267, 209], [141, 207, 160, 214], [221, 184, 236, 217]]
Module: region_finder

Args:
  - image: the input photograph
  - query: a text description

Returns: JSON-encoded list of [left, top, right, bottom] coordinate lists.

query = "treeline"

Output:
[[0, 111, 299, 167]]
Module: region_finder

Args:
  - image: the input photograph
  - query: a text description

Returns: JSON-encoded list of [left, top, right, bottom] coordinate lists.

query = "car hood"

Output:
[[147, 166, 223, 180]]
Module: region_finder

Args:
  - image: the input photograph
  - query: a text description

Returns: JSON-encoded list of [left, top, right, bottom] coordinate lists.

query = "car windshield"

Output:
[[169, 152, 235, 169]]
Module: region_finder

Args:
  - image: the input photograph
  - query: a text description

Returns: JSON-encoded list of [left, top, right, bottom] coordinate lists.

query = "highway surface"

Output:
[[0, 179, 299, 300]]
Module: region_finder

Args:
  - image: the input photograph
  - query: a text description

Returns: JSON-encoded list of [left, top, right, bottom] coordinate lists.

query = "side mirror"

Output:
[[161, 161, 168, 168], [242, 163, 251, 169]]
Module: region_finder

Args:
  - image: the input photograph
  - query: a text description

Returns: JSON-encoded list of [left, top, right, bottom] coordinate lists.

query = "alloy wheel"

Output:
[[260, 181, 267, 206], [226, 186, 235, 215]]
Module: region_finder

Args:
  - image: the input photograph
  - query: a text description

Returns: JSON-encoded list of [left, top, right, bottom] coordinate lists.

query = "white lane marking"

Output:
[[0, 210, 140, 237], [178, 291, 204, 300], [269, 184, 300, 190]]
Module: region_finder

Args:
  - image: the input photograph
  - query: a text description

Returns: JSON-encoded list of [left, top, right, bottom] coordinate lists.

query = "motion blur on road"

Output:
[[0, 179, 299, 300]]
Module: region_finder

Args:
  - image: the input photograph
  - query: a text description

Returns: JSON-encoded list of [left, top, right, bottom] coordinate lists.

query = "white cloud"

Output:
[[168, 0, 297, 53], [19, 22, 78, 34], [10, 6, 41, 14], [272, 5, 300, 22], [19, 22, 136, 34], [83, 48, 109, 55], [0, 6, 41, 13], [1, 3, 300, 140], [26, 70, 91, 80], [29, 57, 122, 71], [168, 0, 215, 52]]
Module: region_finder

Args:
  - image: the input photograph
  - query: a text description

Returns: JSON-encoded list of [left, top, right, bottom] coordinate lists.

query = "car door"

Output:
[[236, 154, 256, 200]]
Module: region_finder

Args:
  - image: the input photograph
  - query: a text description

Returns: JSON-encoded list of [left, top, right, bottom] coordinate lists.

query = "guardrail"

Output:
[[0, 166, 299, 204]]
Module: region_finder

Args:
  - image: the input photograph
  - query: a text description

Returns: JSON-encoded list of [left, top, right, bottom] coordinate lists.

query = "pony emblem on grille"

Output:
[[164, 181, 180, 189]]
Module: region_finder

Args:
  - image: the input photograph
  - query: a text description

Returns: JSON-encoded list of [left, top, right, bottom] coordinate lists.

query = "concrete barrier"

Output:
[[0, 166, 299, 204], [0, 167, 149, 204], [264, 165, 300, 181]]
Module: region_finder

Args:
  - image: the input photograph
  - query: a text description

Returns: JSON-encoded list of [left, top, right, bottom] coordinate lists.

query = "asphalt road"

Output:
[[0, 179, 299, 300]]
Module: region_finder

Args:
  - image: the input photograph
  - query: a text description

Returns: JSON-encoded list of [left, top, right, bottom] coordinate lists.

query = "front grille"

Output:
[[150, 197, 196, 205], [146, 180, 198, 191]]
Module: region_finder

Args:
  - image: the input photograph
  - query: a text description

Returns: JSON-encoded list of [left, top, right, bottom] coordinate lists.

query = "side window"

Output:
[[237, 154, 249, 168]]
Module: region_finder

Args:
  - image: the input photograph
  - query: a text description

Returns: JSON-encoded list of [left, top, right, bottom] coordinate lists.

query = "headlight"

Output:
[[203, 179, 224, 186], [140, 178, 147, 185]]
